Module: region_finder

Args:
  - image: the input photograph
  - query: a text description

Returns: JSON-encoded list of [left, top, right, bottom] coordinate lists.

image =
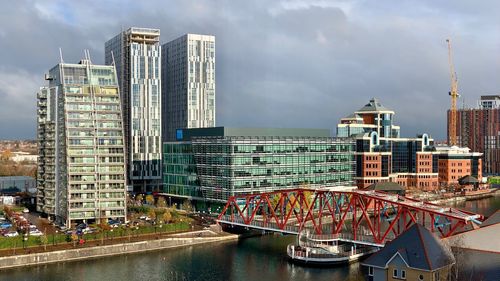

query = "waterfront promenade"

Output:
[[0, 226, 238, 270]]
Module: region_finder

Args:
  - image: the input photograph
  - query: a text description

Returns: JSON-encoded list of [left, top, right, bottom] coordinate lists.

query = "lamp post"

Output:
[[23, 233, 28, 249], [53, 230, 58, 246]]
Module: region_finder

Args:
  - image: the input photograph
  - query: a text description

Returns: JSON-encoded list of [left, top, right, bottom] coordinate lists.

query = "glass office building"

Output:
[[37, 58, 127, 227], [163, 127, 356, 209]]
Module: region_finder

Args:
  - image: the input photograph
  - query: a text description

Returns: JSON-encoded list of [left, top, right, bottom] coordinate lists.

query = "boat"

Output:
[[287, 232, 380, 265]]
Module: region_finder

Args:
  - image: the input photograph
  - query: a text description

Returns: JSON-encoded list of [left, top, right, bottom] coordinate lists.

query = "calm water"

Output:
[[2, 195, 499, 281]]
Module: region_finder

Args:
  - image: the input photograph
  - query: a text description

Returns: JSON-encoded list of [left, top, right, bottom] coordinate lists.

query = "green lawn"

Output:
[[0, 221, 191, 250]]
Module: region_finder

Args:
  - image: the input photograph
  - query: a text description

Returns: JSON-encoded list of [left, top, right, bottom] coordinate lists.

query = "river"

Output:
[[2, 195, 499, 281]]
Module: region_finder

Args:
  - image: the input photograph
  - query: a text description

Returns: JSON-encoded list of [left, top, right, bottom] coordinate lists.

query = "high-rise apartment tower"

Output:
[[105, 27, 162, 192], [162, 34, 215, 141], [451, 95, 500, 174], [36, 57, 127, 227]]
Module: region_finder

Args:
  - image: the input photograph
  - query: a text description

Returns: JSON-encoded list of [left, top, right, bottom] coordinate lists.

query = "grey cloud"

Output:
[[0, 0, 499, 140]]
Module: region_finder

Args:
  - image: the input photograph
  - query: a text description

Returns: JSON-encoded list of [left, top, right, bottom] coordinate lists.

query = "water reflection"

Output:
[[2, 195, 498, 281]]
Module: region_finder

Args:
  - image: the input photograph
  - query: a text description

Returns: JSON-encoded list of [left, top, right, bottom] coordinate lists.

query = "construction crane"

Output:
[[446, 38, 459, 146]]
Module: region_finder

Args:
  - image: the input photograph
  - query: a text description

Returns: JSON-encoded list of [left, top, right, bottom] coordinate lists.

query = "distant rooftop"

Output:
[[356, 98, 394, 113], [342, 113, 362, 120], [365, 182, 405, 195], [127, 27, 160, 35], [480, 95, 500, 101], [174, 127, 332, 141]]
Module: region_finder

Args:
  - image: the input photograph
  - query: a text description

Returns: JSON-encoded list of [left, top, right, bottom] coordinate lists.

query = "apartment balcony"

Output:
[[99, 205, 126, 210]]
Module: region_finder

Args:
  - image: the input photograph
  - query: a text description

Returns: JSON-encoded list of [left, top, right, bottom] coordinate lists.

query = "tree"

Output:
[[39, 234, 48, 251], [162, 210, 172, 224], [1, 150, 12, 161], [71, 233, 78, 247], [136, 194, 144, 203], [148, 208, 156, 221], [170, 208, 179, 223], [157, 197, 167, 208], [181, 201, 193, 212], [145, 195, 154, 205]]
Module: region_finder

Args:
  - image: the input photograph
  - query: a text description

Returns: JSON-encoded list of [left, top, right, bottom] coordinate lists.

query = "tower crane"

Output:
[[446, 39, 459, 146]]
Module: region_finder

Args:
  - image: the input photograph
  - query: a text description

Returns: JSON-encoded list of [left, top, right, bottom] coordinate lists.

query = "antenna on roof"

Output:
[[59, 48, 64, 63], [110, 51, 116, 66], [87, 49, 93, 64]]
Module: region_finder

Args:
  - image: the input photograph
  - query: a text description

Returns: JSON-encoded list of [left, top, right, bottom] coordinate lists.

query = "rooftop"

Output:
[[446, 213, 500, 253], [365, 182, 405, 194], [356, 98, 394, 113], [363, 223, 455, 271], [174, 127, 332, 141]]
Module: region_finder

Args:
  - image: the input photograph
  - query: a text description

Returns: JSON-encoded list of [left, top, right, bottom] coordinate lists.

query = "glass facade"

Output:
[[163, 133, 355, 203], [37, 60, 127, 227]]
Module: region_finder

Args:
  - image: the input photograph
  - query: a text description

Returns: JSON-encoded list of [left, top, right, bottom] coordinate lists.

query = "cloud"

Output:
[[0, 0, 499, 140], [0, 68, 39, 139]]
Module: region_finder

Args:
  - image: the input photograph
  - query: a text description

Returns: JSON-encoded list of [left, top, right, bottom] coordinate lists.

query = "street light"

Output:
[[23, 233, 28, 249], [53, 230, 58, 246]]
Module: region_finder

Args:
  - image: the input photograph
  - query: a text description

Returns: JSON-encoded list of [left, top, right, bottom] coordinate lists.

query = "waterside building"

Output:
[[163, 127, 356, 210], [36, 58, 127, 227]]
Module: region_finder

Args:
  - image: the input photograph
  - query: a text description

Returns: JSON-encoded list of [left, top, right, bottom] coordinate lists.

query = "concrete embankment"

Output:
[[0, 234, 238, 270], [428, 189, 499, 205]]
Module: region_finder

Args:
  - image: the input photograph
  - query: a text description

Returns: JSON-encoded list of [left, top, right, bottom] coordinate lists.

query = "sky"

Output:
[[0, 0, 498, 140]]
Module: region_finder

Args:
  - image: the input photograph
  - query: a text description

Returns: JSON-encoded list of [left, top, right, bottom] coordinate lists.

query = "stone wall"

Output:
[[0, 235, 238, 270]]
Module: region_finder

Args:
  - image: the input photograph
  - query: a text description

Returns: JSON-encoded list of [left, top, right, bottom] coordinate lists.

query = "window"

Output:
[[419, 274, 424, 280], [368, 266, 373, 276], [434, 271, 440, 280], [401, 269, 406, 279], [393, 269, 398, 278]]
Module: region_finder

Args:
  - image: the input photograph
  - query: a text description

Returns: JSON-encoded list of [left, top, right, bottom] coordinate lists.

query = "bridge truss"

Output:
[[217, 188, 483, 245]]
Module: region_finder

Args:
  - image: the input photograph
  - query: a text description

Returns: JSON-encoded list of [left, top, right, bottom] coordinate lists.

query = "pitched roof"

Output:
[[365, 182, 405, 193], [458, 175, 479, 185], [343, 113, 362, 119], [357, 98, 392, 112], [446, 223, 500, 253], [481, 210, 500, 228], [363, 224, 455, 271]]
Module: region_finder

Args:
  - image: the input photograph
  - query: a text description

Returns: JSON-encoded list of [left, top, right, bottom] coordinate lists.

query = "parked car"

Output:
[[29, 225, 37, 231], [76, 223, 88, 230], [29, 230, 43, 236], [0, 223, 12, 229], [57, 225, 68, 231], [4, 231, 19, 237], [22, 208, 29, 213], [84, 228, 96, 234]]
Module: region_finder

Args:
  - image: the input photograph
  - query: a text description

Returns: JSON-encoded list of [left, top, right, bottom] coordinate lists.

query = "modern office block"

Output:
[[37, 58, 127, 227], [105, 27, 162, 192], [162, 34, 215, 142], [163, 127, 356, 210], [451, 95, 500, 175]]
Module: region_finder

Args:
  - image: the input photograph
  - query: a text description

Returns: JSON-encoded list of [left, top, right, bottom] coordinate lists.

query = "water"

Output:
[[447, 193, 500, 217], [2, 195, 498, 281]]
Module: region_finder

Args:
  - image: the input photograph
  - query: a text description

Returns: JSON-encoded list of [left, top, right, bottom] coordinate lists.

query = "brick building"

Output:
[[450, 95, 500, 175], [339, 98, 482, 190]]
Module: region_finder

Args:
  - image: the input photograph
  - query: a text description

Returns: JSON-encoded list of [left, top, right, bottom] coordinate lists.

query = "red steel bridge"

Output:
[[216, 188, 484, 246]]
